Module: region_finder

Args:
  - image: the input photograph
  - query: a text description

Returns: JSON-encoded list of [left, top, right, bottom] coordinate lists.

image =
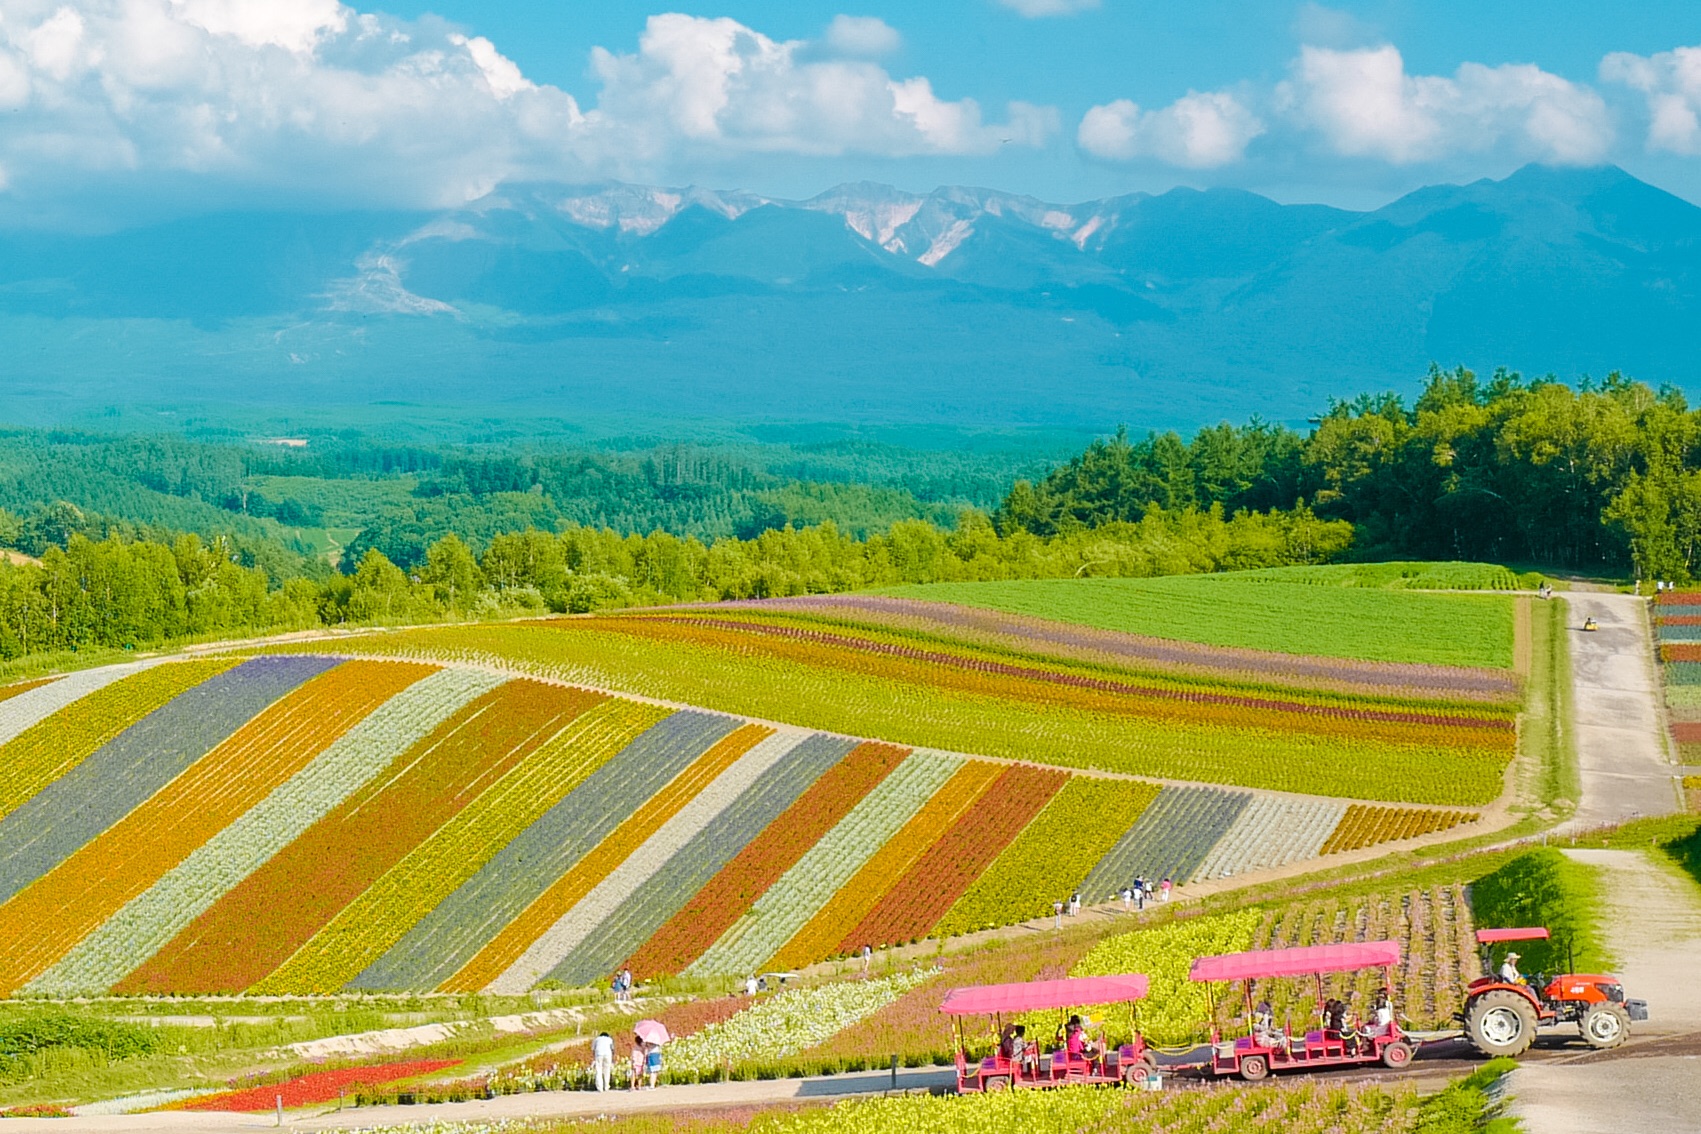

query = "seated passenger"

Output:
[[1367, 988, 1395, 1039], [1323, 998, 1347, 1041], [998, 1024, 1021, 1062]]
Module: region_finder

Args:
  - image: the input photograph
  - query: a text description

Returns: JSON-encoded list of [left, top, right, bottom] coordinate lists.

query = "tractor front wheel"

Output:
[[1466, 990, 1538, 1057], [1238, 1054, 1269, 1082], [1580, 1003, 1630, 1049]]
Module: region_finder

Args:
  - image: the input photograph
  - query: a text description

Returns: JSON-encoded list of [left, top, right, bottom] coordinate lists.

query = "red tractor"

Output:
[[1462, 927, 1648, 1056]]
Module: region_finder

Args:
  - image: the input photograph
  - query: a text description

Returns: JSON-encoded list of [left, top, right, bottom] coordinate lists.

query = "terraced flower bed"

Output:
[[0, 621, 1513, 996]]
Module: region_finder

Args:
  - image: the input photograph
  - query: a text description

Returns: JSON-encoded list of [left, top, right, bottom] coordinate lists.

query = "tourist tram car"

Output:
[[1189, 940, 1414, 1081], [941, 974, 1157, 1092]]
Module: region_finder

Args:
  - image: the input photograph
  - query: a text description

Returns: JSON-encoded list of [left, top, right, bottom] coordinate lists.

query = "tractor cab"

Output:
[[1462, 927, 1647, 1056]]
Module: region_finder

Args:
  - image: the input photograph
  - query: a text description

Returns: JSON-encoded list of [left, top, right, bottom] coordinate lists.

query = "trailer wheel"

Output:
[[1580, 1003, 1630, 1050], [1380, 1041, 1414, 1070], [1122, 1055, 1157, 1086], [983, 1075, 1009, 1092], [1238, 1054, 1269, 1082], [1466, 990, 1537, 1057]]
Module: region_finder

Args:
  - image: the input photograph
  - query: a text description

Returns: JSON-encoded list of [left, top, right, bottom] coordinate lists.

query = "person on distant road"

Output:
[[591, 1031, 614, 1092]]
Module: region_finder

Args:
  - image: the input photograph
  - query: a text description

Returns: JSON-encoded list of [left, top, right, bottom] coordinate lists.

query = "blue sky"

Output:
[[2, 0, 1700, 225]]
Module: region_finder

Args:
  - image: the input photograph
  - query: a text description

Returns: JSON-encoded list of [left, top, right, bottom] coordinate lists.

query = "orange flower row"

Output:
[[120, 680, 604, 995], [1319, 805, 1477, 856], [842, 763, 1069, 952], [442, 723, 769, 992], [625, 742, 906, 980], [0, 661, 433, 995], [767, 760, 1003, 973], [594, 619, 1514, 756]]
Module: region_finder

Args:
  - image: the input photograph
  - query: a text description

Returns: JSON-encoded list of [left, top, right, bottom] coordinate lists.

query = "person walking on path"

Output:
[[628, 1041, 645, 1090], [1160, 877, 1172, 902], [620, 967, 634, 1003], [1053, 900, 1064, 929], [1120, 886, 1132, 912], [645, 1041, 663, 1090], [1069, 892, 1081, 917], [860, 944, 872, 973], [591, 1032, 614, 1092]]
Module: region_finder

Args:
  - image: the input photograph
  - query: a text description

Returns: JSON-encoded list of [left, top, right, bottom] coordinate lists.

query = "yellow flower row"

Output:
[[254, 696, 667, 994], [0, 660, 238, 822], [443, 720, 763, 993], [766, 759, 1003, 973]]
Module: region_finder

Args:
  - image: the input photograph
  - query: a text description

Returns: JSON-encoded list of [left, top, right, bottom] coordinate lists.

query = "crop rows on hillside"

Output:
[[325, 606, 1519, 804], [0, 652, 1483, 994]]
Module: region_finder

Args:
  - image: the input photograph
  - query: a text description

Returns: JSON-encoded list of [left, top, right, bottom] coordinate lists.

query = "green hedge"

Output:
[[1470, 849, 1609, 975]]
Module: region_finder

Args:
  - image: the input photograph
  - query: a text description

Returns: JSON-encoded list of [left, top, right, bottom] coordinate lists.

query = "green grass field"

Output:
[[881, 571, 1516, 669]]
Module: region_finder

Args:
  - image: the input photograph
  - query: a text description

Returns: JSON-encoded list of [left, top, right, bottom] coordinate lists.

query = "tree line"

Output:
[[0, 506, 1347, 661], [997, 367, 1700, 580]]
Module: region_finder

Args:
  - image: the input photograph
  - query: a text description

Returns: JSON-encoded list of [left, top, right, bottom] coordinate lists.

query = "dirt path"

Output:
[[1558, 593, 1680, 830], [1506, 849, 1701, 1134], [4, 1067, 958, 1132]]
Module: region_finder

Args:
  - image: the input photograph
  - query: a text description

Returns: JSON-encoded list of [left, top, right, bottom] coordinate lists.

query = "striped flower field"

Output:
[[0, 598, 1504, 995]]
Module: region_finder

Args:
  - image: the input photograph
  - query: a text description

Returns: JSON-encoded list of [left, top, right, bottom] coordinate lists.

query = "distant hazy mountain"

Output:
[[1, 165, 1696, 432]]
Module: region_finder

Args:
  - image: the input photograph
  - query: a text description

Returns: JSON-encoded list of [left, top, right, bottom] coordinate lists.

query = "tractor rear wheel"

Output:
[[1238, 1054, 1269, 1082], [983, 1075, 1009, 1092], [1580, 1002, 1630, 1049], [1466, 990, 1538, 1057]]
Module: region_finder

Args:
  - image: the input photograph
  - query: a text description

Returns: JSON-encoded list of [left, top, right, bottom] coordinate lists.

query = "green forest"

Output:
[[0, 366, 1696, 665]]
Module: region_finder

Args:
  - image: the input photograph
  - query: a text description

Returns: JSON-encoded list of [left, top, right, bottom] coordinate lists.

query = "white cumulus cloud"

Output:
[[1282, 44, 1612, 165], [824, 15, 900, 57], [0, 4, 1054, 218], [995, 0, 1100, 16], [1601, 45, 1701, 155], [1078, 90, 1264, 167], [581, 14, 1054, 164]]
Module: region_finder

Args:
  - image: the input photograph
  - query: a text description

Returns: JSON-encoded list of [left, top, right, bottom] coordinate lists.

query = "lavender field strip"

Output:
[[1189, 796, 1348, 882], [0, 660, 241, 821], [545, 732, 855, 988], [266, 696, 671, 994], [312, 625, 1510, 804], [489, 725, 795, 993], [688, 750, 962, 977], [25, 665, 501, 996], [353, 710, 744, 992], [1078, 785, 1251, 898], [0, 656, 340, 909], [737, 594, 1521, 699]]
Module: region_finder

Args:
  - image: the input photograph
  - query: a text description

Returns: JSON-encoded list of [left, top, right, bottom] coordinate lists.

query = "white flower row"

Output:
[[488, 727, 810, 993], [689, 751, 961, 977], [665, 967, 939, 1074], [268, 697, 664, 992], [0, 660, 154, 750], [1190, 795, 1348, 882], [28, 666, 504, 995]]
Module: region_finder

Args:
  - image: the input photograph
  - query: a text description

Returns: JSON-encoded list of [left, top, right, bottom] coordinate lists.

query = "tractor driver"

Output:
[[1499, 951, 1523, 985]]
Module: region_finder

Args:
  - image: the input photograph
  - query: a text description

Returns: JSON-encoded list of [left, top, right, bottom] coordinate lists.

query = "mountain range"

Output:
[[2, 164, 1697, 433]]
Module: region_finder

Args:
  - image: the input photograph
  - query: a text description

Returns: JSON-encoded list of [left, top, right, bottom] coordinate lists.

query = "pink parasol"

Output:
[[633, 1019, 671, 1045]]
